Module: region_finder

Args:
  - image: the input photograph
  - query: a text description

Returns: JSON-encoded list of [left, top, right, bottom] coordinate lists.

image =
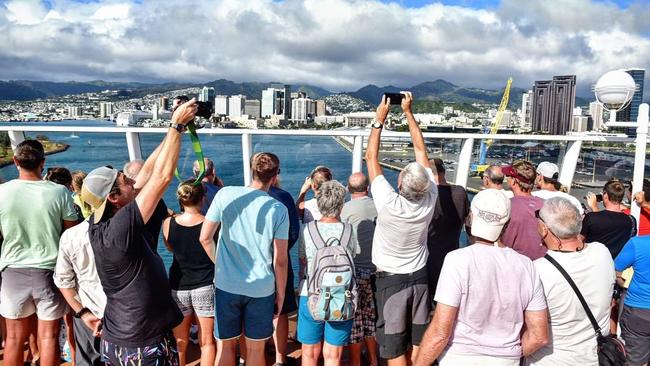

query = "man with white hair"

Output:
[[415, 189, 549, 366], [532, 162, 584, 215], [365, 92, 438, 366], [528, 197, 614, 366]]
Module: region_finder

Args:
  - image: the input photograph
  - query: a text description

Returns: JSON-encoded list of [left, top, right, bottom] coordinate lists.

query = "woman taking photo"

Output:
[[163, 181, 216, 366]]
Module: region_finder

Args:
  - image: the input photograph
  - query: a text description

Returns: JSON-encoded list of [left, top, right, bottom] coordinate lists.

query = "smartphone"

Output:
[[384, 92, 404, 105]]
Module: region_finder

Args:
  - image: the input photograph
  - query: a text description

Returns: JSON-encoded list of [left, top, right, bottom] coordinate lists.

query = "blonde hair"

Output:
[[177, 180, 205, 208]]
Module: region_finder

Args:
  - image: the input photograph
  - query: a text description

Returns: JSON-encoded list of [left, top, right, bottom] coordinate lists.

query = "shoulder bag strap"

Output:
[[544, 254, 603, 337], [307, 221, 326, 250]]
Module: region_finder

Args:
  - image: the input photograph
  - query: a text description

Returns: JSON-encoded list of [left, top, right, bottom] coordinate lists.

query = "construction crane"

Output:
[[470, 77, 513, 175]]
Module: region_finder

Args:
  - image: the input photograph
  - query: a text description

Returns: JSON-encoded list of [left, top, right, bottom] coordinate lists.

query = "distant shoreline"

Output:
[[0, 143, 70, 169]]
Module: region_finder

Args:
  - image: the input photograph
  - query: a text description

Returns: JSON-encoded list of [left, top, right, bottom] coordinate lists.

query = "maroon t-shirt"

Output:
[[501, 195, 546, 260]]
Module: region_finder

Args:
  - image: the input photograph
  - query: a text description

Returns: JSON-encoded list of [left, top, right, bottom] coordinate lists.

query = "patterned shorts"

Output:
[[350, 268, 376, 344], [171, 284, 215, 318], [102, 333, 178, 366]]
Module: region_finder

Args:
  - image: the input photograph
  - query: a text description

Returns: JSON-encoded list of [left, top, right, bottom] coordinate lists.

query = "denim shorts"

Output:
[[297, 296, 353, 346], [213, 288, 274, 341]]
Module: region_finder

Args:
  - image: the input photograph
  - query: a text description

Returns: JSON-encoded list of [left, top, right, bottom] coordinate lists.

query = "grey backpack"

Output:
[[306, 221, 357, 322]]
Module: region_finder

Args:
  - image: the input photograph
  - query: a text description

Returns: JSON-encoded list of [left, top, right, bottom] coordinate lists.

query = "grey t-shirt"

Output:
[[341, 196, 377, 271]]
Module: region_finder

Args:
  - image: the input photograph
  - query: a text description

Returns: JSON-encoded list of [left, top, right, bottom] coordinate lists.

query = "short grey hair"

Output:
[[317, 180, 347, 218], [539, 197, 582, 239], [399, 162, 431, 202], [485, 165, 504, 185], [123, 159, 144, 180]]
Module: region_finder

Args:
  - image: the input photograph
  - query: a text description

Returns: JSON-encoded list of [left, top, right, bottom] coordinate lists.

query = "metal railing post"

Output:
[[352, 135, 364, 173], [455, 138, 474, 188], [242, 133, 253, 186], [8, 130, 25, 151], [125, 132, 143, 161], [631, 103, 649, 230], [559, 140, 582, 192]]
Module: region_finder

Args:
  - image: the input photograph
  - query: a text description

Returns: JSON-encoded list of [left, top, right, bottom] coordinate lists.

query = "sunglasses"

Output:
[[534, 209, 545, 223]]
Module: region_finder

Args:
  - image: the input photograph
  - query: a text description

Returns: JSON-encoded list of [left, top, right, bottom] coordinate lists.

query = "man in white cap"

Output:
[[82, 98, 197, 366], [532, 161, 584, 215], [414, 189, 549, 366]]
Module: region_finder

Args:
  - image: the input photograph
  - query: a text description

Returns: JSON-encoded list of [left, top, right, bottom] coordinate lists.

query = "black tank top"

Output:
[[168, 218, 215, 290]]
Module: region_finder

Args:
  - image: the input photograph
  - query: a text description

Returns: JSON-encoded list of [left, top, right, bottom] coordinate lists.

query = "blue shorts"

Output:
[[214, 288, 274, 341], [297, 296, 353, 346]]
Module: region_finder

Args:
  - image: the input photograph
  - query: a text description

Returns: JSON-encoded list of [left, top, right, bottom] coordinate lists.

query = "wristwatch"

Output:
[[170, 122, 186, 133], [371, 120, 384, 129], [74, 307, 91, 319]]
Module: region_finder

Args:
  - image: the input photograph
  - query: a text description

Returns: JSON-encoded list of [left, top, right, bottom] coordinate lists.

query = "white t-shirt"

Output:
[[500, 188, 514, 198], [532, 190, 584, 215], [303, 198, 322, 223], [528, 242, 615, 366], [370, 167, 437, 274]]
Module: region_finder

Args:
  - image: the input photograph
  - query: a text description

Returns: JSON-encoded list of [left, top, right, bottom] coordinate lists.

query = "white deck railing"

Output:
[[1, 102, 648, 229]]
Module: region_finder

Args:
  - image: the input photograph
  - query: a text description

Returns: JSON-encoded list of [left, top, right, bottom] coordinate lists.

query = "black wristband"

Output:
[[74, 307, 91, 319], [170, 122, 186, 133]]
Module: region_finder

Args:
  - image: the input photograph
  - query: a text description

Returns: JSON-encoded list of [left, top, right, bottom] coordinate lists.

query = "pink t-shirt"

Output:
[[434, 244, 547, 359], [501, 195, 546, 260]]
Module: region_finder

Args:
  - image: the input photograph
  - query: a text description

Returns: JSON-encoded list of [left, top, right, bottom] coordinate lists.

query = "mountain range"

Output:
[[0, 78, 591, 108]]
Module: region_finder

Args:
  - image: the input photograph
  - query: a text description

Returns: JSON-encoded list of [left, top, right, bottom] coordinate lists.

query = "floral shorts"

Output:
[[350, 268, 376, 344], [101, 333, 178, 366]]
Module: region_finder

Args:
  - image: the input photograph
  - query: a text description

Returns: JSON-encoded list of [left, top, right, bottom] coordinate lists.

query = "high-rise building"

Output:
[[588, 101, 604, 130], [316, 100, 327, 116], [571, 115, 589, 132], [520, 91, 533, 129], [283, 85, 292, 121], [159, 96, 169, 111], [68, 106, 82, 118], [229, 95, 246, 118], [244, 99, 261, 118], [215, 95, 229, 116], [616, 68, 645, 122], [291, 97, 317, 125], [262, 88, 284, 117], [99, 102, 114, 119], [530, 75, 576, 135], [199, 87, 216, 105], [151, 104, 159, 120]]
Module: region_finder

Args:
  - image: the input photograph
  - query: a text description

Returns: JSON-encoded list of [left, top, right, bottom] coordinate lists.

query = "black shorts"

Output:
[[280, 256, 298, 315], [372, 267, 431, 359], [620, 305, 650, 366]]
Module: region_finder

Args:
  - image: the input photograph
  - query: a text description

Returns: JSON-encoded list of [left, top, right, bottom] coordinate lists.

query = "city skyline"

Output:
[[1, 0, 649, 96]]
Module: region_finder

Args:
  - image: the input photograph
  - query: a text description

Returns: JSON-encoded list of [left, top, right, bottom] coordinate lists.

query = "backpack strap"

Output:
[[307, 221, 327, 250], [339, 223, 352, 247], [544, 254, 603, 338]]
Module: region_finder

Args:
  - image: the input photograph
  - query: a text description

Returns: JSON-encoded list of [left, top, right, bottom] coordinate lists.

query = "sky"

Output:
[[1, 0, 649, 96]]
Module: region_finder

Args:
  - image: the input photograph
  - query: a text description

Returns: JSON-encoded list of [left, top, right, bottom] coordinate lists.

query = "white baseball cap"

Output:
[[81, 166, 119, 224], [470, 189, 511, 242], [537, 161, 559, 181]]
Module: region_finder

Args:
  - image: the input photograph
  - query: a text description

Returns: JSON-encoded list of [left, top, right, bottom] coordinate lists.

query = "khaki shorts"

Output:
[[0, 268, 68, 320]]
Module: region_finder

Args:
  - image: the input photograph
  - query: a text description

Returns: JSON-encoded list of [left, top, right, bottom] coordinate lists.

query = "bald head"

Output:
[[484, 165, 504, 187], [348, 172, 369, 195], [123, 160, 144, 180]]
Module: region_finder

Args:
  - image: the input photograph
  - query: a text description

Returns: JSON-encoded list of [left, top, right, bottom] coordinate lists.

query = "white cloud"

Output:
[[0, 0, 648, 96]]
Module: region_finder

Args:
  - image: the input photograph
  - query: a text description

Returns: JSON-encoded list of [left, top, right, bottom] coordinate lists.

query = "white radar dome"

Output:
[[594, 70, 636, 111]]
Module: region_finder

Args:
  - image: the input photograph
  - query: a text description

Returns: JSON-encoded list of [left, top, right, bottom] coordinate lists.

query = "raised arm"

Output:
[[135, 99, 197, 224], [296, 177, 312, 220], [402, 92, 431, 169], [413, 303, 458, 366], [365, 95, 390, 182], [134, 136, 167, 191]]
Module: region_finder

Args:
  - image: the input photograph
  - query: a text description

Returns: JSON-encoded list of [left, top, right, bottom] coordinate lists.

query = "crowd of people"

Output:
[[0, 93, 649, 366]]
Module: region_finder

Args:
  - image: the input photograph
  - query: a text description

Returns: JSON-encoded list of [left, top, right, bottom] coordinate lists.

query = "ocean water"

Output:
[[0, 120, 402, 284]]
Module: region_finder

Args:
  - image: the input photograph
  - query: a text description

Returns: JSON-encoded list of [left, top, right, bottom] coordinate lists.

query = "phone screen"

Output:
[[384, 93, 404, 105]]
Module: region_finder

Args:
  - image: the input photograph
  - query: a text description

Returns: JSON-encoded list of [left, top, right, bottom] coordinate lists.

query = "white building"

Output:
[[244, 99, 261, 119], [261, 88, 284, 118], [413, 113, 444, 126], [116, 110, 152, 126], [151, 104, 159, 120], [215, 95, 229, 116], [67, 106, 81, 118], [228, 95, 246, 119], [99, 102, 114, 119], [573, 107, 583, 116], [520, 90, 532, 129], [443, 106, 454, 115], [343, 112, 375, 128], [589, 101, 604, 130], [291, 97, 317, 125], [199, 87, 215, 104], [571, 115, 589, 132], [231, 115, 263, 129], [314, 116, 344, 125]]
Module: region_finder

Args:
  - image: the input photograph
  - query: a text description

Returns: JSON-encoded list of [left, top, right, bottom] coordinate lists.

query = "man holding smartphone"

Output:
[[366, 92, 438, 366]]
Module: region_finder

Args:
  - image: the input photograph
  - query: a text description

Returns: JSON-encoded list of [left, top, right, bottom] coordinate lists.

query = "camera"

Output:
[[584, 193, 603, 202], [174, 95, 213, 119], [383, 92, 405, 105]]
